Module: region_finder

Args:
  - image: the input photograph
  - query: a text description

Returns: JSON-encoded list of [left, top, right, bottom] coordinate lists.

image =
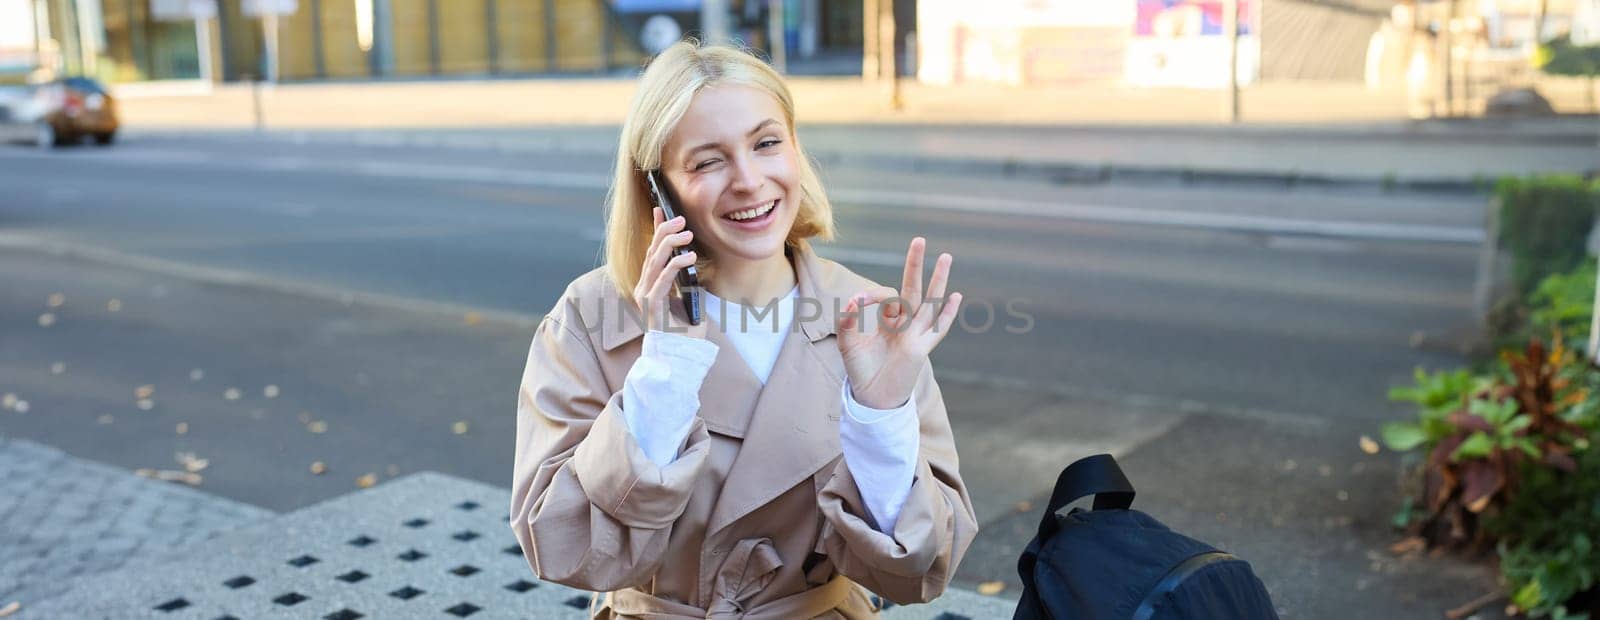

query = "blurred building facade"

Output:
[[12, 0, 880, 83], [8, 0, 1597, 88]]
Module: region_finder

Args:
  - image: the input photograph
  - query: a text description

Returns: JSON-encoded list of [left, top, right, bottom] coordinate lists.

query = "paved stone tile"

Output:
[[0, 436, 274, 612]]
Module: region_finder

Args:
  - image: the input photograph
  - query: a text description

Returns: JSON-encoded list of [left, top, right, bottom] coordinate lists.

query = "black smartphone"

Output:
[[646, 171, 702, 326]]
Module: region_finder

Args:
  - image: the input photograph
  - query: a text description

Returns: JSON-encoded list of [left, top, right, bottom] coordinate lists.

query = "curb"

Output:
[[810, 149, 1501, 196]]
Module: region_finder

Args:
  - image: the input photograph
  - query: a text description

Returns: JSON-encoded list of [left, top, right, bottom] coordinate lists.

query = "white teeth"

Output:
[[726, 200, 776, 221]]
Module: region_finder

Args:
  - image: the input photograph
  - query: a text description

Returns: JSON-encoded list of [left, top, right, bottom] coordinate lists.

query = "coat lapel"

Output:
[[695, 317, 764, 438], [705, 243, 865, 535], [590, 242, 872, 536]]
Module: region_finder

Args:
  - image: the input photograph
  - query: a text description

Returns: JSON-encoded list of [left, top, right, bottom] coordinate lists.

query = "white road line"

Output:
[[0, 147, 1484, 244], [813, 247, 907, 267]]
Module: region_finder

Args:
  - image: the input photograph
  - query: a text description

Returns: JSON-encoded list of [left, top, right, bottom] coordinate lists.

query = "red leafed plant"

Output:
[[1390, 338, 1591, 552]]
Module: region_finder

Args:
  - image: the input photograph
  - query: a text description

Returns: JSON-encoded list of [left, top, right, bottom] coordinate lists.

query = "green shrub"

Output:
[[1493, 438, 1600, 618], [1530, 257, 1597, 353], [1496, 176, 1598, 298]]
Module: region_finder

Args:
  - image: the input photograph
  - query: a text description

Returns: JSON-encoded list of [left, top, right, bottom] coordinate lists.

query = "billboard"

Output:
[[1126, 0, 1261, 88], [0, 0, 36, 73]]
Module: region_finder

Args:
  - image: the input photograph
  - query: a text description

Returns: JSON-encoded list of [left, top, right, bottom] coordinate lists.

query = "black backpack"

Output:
[[1014, 454, 1279, 620]]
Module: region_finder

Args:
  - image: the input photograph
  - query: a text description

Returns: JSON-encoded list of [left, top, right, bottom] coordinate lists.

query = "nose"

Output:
[[728, 155, 762, 195]]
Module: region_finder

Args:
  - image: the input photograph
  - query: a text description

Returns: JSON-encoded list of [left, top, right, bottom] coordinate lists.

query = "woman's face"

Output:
[[660, 84, 800, 266]]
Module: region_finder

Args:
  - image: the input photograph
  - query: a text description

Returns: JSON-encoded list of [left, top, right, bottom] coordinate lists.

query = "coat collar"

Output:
[[598, 242, 851, 352], [589, 241, 873, 536]]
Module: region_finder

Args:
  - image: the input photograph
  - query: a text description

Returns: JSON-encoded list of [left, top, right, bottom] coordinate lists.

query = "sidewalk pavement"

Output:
[[112, 76, 1599, 192], [0, 436, 1015, 619], [0, 436, 274, 613]]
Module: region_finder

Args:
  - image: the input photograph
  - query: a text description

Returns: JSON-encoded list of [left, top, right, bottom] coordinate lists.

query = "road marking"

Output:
[[0, 146, 1484, 244], [813, 247, 906, 267]]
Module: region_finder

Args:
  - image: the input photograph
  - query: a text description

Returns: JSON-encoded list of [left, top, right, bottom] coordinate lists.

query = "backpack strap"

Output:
[[1015, 454, 1140, 619], [1036, 454, 1136, 538]]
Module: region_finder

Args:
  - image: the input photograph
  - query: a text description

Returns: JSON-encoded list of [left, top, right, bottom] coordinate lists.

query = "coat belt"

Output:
[[601, 538, 856, 619]]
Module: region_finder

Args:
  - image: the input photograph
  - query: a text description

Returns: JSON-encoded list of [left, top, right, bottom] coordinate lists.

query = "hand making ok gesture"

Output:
[[836, 237, 963, 410]]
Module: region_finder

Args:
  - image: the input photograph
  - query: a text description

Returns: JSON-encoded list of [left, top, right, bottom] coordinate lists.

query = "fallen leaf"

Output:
[[190, 369, 204, 381], [1337, 490, 1350, 502], [47, 293, 64, 307], [453, 421, 469, 435], [106, 298, 122, 312], [977, 581, 1006, 596], [223, 388, 241, 400], [308, 420, 328, 434], [310, 461, 327, 475], [464, 312, 482, 326], [97, 414, 114, 425], [12, 401, 27, 414], [136, 399, 154, 411], [0, 600, 19, 617], [356, 473, 377, 488], [1014, 501, 1033, 513], [298, 411, 312, 424], [263, 385, 280, 399], [176, 422, 188, 435], [2, 394, 15, 408], [50, 362, 65, 375], [1389, 536, 1426, 555], [176, 452, 209, 473], [1359, 435, 1380, 455], [135, 385, 155, 399], [135, 468, 202, 486], [38, 313, 55, 327]]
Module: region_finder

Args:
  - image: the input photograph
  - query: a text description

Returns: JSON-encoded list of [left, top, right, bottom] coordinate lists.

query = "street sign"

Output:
[[242, 0, 298, 17]]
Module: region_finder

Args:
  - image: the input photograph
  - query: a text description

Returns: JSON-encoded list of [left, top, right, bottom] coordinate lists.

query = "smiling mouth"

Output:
[[724, 199, 778, 222]]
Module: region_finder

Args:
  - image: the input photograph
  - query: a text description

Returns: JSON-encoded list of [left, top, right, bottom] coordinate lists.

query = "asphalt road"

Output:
[[0, 133, 1481, 421], [0, 133, 1499, 617]]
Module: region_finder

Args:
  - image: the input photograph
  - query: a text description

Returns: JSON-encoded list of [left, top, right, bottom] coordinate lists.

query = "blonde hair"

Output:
[[602, 39, 836, 300]]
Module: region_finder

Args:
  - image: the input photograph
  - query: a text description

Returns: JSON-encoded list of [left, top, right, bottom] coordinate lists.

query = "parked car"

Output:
[[0, 77, 119, 148]]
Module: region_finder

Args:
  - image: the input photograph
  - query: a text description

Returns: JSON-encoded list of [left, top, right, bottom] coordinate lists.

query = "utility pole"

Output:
[[1591, 267, 1599, 363], [862, 0, 878, 81], [1225, 0, 1241, 122], [701, 0, 729, 45], [1443, 0, 1458, 116], [767, 0, 785, 73], [878, 0, 900, 109], [262, 11, 280, 82]]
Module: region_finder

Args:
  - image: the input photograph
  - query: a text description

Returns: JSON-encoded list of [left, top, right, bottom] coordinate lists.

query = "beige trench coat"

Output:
[[509, 244, 979, 619]]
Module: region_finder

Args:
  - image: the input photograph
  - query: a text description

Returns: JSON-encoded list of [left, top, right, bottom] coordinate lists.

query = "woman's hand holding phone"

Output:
[[635, 206, 707, 338]]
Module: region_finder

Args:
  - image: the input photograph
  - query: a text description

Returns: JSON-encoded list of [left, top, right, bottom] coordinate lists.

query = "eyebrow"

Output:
[[682, 118, 781, 161]]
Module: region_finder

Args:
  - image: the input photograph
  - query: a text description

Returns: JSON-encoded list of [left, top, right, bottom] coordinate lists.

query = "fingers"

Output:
[[647, 250, 698, 304], [839, 286, 898, 333], [638, 214, 689, 293], [899, 237, 926, 314], [924, 251, 953, 307]]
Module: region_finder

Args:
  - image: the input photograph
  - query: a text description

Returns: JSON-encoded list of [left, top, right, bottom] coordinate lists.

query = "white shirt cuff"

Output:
[[839, 378, 920, 534], [620, 330, 720, 467]]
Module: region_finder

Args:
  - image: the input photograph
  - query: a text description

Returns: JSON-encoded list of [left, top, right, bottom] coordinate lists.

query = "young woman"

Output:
[[510, 40, 978, 618]]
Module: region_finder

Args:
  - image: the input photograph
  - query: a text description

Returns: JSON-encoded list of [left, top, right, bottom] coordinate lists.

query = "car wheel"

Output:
[[93, 132, 115, 146], [34, 122, 56, 149]]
